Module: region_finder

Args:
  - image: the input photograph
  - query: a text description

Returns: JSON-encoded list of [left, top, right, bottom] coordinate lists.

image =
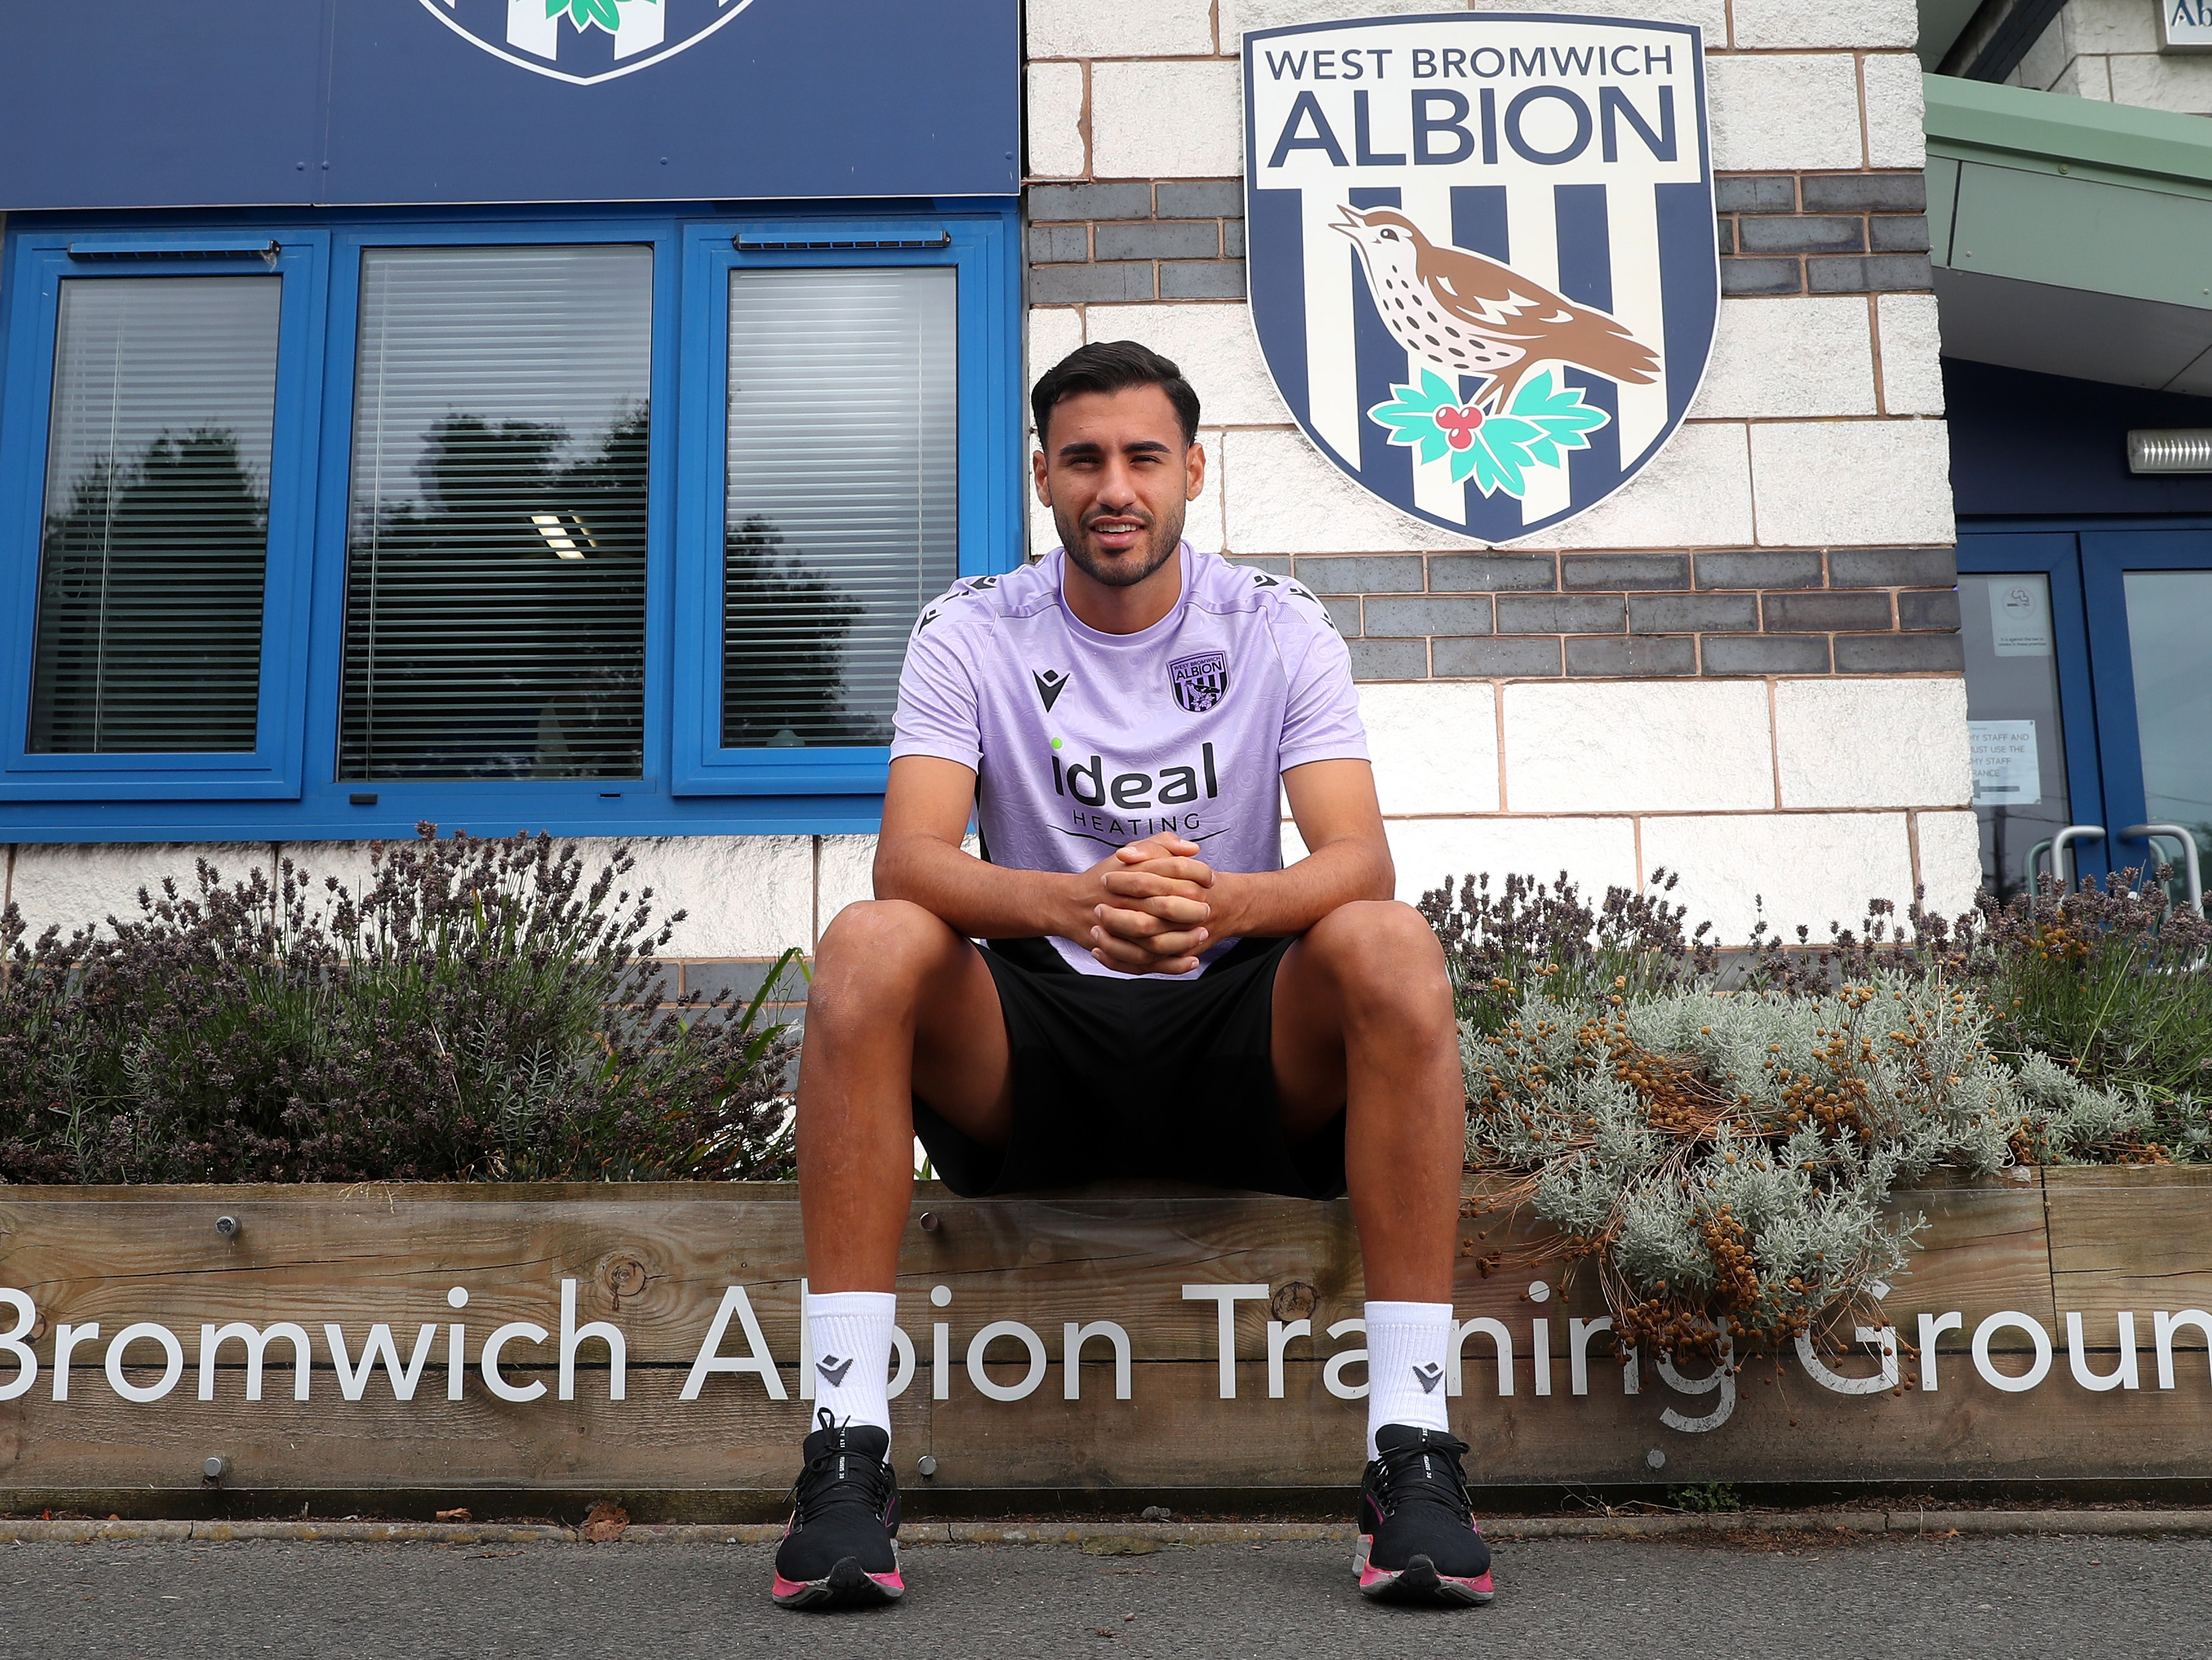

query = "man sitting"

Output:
[[772, 341, 1491, 1610]]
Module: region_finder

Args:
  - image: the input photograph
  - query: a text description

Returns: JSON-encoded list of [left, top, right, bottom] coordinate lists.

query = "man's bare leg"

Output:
[[796, 899, 1015, 1294], [1270, 898, 1465, 1301]]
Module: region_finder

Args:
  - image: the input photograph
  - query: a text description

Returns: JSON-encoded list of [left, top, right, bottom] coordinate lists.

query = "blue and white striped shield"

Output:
[[1243, 13, 1718, 543], [419, 0, 762, 86]]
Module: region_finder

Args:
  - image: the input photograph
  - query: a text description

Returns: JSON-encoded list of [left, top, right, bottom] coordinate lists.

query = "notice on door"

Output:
[[1990, 581, 2053, 656], [1970, 719, 2042, 806]]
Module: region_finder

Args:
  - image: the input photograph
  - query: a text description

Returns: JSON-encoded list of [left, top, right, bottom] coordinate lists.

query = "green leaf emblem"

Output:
[[551, 0, 652, 32], [1364, 369, 1610, 500]]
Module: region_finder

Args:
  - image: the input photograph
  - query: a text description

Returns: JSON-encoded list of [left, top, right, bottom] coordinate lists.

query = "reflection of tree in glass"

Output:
[[721, 514, 876, 748], [341, 406, 647, 781], [31, 427, 267, 754]]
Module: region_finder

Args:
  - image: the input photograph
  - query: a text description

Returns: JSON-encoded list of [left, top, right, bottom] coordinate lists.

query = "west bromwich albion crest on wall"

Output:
[[1244, 13, 1718, 543], [421, 0, 762, 86]]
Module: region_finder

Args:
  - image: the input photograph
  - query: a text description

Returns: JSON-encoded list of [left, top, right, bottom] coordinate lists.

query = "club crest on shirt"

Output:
[[1169, 652, 1230, 714]]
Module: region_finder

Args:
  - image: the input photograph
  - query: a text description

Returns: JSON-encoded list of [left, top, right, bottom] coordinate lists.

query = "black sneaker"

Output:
[[1353, 1424, 1495, 1606], [771, 1410, 904, 1609]]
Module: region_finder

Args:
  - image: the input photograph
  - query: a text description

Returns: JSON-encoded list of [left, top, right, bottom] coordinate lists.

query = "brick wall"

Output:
[[1018, 0, 1980, 938]]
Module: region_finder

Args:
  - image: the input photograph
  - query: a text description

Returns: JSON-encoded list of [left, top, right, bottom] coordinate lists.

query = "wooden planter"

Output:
[[0, 1170, 2206, 1519]]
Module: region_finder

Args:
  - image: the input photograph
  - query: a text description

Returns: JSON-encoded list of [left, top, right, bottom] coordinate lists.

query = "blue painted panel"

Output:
[[0, 1, 1018, 211], [0, 5, 324, 210], [1948, 360, 2212, 517]]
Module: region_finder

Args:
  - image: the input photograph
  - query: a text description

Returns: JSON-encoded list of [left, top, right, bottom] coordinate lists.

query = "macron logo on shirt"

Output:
[[1031, 668, 1070, 712]]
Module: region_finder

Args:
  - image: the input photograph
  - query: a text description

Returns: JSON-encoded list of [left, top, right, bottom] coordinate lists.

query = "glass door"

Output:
[[1960, 526, 2212, 905]]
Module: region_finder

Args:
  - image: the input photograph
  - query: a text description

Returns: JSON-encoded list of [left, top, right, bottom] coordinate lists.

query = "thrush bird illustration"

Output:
[[1333, 206, 1660, 414]]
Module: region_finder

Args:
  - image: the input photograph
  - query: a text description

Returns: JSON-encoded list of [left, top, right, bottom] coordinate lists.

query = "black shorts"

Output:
[[911, 935, 1348, 1200]]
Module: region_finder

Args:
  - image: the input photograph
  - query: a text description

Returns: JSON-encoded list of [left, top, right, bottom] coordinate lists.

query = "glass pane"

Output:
[[2123, 570, 2212, 866], [722, 266, 957, 748], [30, 275, 279, 754], [1960, 572, 2071, 901], [340, 245, 650, 781]]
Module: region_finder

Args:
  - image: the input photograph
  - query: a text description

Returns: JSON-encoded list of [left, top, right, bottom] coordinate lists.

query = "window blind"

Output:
[[722, 266, 957, 749], [339, 245, 652, 781], [28, 275, 280, 754]]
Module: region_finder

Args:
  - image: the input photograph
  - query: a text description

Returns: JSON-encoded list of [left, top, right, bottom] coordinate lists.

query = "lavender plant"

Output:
[[0, 827, 797, 1185]]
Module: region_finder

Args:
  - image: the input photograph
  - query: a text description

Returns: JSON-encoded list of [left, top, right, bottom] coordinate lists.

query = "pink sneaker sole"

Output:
[[772, 1557, 905, 1609]]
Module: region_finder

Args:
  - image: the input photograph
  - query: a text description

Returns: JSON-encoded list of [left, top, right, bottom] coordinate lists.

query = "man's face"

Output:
[[1033, 385, 1206, 589]]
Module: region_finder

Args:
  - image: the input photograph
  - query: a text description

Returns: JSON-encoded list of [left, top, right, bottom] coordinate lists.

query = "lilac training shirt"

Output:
[[889, 543, 1369, 978]]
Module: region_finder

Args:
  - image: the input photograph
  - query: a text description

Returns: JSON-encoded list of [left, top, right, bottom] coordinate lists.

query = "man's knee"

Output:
[[1306, 901, 1453, 1019], [808, 899, 955, 1021]]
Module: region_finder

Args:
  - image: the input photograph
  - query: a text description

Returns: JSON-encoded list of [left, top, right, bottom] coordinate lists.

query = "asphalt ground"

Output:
[[2, 1532, 2204, 1659]]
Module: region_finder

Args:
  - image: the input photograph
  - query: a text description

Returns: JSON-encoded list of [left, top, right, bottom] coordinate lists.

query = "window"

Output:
[[0, 208, 1018, 837]]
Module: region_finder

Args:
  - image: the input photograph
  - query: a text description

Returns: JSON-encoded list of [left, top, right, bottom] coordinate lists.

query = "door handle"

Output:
[[2035, 824, 2106, 897], [2120, 823, 2205, 918]]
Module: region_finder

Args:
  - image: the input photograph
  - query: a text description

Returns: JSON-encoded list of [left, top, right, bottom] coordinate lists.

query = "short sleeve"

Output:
[[1274, 598, 1368, 772], [889, 614, 983, 772]]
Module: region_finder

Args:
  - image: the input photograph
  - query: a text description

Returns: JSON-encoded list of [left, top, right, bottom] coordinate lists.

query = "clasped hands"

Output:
[[1068, 834, 1224, 976]]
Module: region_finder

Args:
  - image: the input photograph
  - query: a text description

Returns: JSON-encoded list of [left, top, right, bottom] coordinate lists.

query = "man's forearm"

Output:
[[1207, 834, 1394, 940], [874, 833, 1084, 941]]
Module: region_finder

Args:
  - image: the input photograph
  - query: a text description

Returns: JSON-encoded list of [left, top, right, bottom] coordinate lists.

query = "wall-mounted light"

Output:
[[530, 511, 591, 559], [2127, 430, 2212, 474]]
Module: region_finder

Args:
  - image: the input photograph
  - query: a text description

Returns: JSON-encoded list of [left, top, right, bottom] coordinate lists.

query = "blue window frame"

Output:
[[0, 232, 328, 801], [0, 203, 1020, 841]]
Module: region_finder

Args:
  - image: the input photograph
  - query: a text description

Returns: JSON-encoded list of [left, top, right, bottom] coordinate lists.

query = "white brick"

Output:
[[1876, 294, 1946, 416], [1913, 809, 1985, 922], [2068, 0, 2161, 55], [1091, 60, 1242, 179], [1640, 811, 1917, 945], [1222, 428, 1471, 553], [1028, 0, 1214, 58], [1359, 681, 1499, 815], [1750, 420, 1954, 546], [1190, 426, 1228, 552], [1086, 302, 1285, 427], [1221, 0, 1459, 46], [1513, 421, 1755, 550], [1774, 679, 1973, 810], [1731, 0, 1916, 47], [816, 834, 876, 938], [619, 835, 813, 959], [1708, 55, 1864, 172], [1693, 297, 1877, 420], [1503, 681, 1774, 813], [1861, 54, 1928, 170], [2106, 52, 2212, 115], [1026, 63, 1088, 177], [1380, 815, 1642, 907], [1026, 307, 1087, 423], [2013, 17, 2073, 90], [1544, 0, 1728, 37], [8, 841, 273, 941]]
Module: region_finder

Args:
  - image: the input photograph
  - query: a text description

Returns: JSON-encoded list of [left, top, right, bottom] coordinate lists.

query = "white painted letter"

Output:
[[1918, 1311, 1963, 1390], [1971, 1311, 2052, 1392], [199, 1321, 312, 1402], [559, 1279, 626, 1403], [52, 1323, 98, 1401], [1323, 1317, 1368, 1401], [1568, 1316, 1614, 1396], [888, 1326, 916, 1400], [1063, 1320, 1131, 1401], [105, 1322, 184, 1403], [1182, 1283, 1269, 1400], [481, 1322, 550, 1403], [325, 1323, 438, 1403], [0, 1290, 37, 1402], [1532, 1317, 1551, 1397], [968, 1320, 1048, 1402], [1448, 1317, 1515, 1398], [2066, 1312, 2138, 1392], [679, 1286, 788, 1402], [1268, 1319, 1311, 1399], [2153, 1309, 2212, 1390], [1797, 1326, 1899, 1395], [1656, 1330, 1736, 1432]]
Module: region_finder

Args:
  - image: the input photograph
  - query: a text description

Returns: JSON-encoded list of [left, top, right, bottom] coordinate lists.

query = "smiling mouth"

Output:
[[1085, 515, 1148, 549]]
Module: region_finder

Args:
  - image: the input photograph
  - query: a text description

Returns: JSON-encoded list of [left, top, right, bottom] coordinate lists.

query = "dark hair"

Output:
[[1030, 339, 1201, 448]]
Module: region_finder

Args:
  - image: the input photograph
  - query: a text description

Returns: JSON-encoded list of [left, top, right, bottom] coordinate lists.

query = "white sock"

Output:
[[1364, 1300, 1455, 1459], [804, 1290, 896, 1439]]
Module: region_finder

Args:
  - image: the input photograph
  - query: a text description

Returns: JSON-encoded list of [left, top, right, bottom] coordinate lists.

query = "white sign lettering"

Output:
[[1970, 718, 2042, 806]]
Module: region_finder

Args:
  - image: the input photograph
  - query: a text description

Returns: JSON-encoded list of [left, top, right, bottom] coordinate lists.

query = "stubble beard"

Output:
[[1055, 498, 1188, 590]]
